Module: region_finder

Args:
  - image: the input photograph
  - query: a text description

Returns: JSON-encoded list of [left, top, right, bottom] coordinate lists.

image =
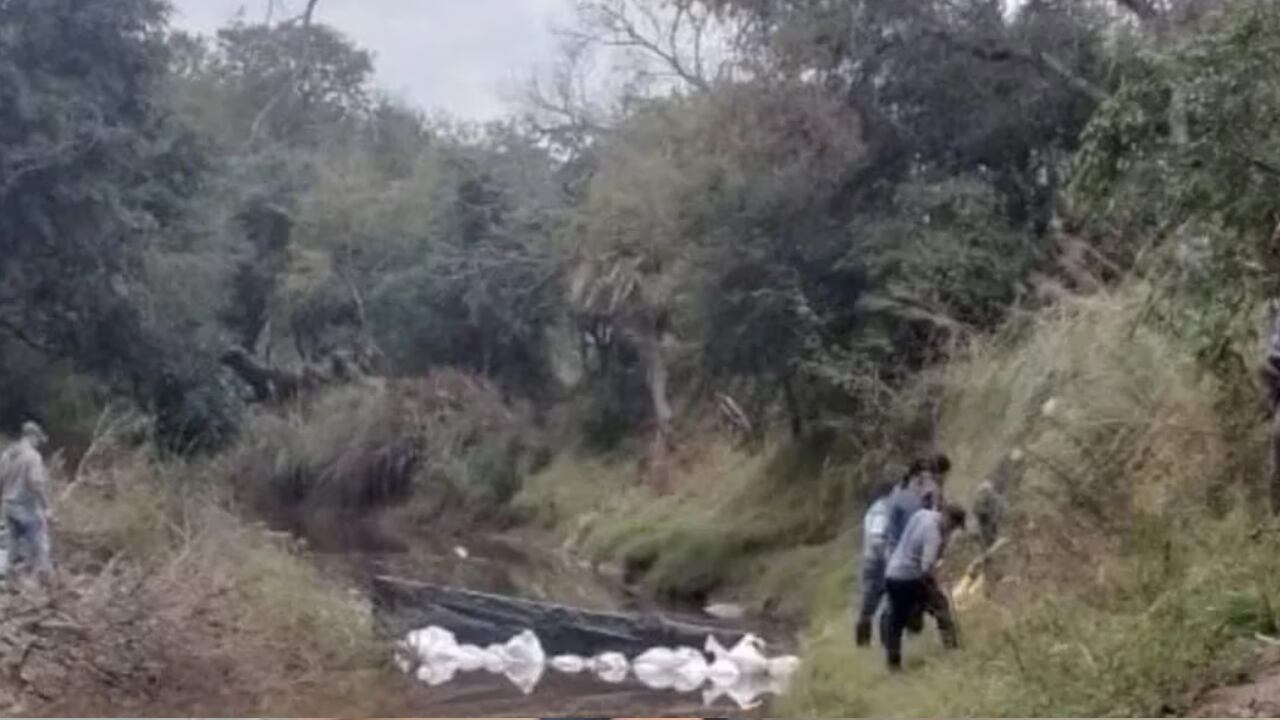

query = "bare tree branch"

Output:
[[245, 0, 323, 149], [687, 1, 709, 82], [276, 0, 322, 27], [301, 0, 320, 28], [524, 37, 614, 148], [576, 0, 711, 92]]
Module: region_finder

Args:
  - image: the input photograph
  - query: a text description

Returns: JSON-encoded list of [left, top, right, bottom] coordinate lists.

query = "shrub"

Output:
[[224, 369, 540, 519]]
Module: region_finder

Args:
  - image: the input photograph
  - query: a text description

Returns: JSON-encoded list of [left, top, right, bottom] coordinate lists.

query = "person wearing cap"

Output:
[[880, 503, 967, 671], [0, 421, 53, 582]]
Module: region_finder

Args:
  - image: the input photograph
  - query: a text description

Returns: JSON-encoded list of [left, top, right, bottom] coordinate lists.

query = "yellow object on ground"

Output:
[[952, 572, 986, 610]]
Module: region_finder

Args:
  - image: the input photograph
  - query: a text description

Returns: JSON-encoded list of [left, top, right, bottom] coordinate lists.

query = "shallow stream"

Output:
[[279, 511, 790, 716]]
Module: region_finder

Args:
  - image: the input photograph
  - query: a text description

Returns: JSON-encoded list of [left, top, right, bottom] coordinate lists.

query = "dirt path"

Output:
[[1185, 648, 1280, 717]]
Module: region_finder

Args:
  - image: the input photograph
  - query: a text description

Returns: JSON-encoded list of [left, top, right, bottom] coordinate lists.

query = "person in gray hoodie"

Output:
[[880, 503, 966, 670]]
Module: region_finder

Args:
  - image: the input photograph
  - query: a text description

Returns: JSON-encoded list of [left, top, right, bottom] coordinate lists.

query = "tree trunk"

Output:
[[1170, 86, 1189, 146], [220, 347, 319, 403], [782, 374, 804, 438], [644, 328, 674, 491]]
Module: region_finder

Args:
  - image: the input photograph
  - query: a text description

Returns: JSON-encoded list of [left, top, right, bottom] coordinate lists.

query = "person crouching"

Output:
[[880, 503, 966, 671]]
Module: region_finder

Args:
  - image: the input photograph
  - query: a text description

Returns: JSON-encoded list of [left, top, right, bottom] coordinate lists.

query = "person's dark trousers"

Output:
[[923, 575, 959, 649], [855, 554, 887, 646], [881, 576, 958, 669], [881, 578, 923, 669]]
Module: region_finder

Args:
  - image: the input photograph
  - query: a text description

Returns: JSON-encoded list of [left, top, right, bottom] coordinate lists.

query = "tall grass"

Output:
[[781, 285, 1274, 717], [224, 369, 539, 519], [516, 433, 906, 610], [54, 447, 382, 714]]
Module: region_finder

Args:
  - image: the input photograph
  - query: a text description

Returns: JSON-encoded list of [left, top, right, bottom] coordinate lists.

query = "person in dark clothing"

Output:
[[880, 504, 966, 671], [921, 453, 951, 509], [884, 454, 952, 556], [884, 460, 927, 555], [1263, 304, 1280, 512]]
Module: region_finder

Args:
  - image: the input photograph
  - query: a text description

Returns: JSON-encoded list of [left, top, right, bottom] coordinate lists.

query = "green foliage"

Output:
[[1071, 0, 1280, 372], [0, 339, 105, 454], [861, 178, 1043, 330], [363, 126, 567, 392], [0, 0, 245, 450], [711, 0, 1108, 226]]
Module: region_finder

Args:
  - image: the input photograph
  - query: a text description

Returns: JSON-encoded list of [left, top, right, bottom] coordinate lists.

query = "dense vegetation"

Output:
[[8, 0, 1280, 714], [1, 0, 1122, 457]]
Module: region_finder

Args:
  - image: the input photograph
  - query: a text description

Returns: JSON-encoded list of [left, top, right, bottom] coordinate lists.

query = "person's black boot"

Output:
[[855, 619, 872, 647]]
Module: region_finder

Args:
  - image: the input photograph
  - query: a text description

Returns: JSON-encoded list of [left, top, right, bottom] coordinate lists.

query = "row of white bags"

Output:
[[396, 625, 799, 709]]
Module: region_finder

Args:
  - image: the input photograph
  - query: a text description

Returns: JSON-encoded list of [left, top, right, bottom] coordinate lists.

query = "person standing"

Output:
[[884, 454, 951, 556], [917, 453, 951, 511], [0, 421, 54, 584], [855, 480, 894, 646], [972, 478, 1004, 550], [1264, 303, 1280, 513], [880, 504, 966, 671], [884, 460, 927, 556]]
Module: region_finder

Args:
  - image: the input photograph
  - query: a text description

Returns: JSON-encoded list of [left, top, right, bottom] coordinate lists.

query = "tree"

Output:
[[696, 0, 1110, 234], [166, 16, 384, 400], [171, 16, 373, 150], [0, 0, 239, 449], [1070, 0, 1280, 376], [351, 124, 568, 396], [566, 80, 872, 465]]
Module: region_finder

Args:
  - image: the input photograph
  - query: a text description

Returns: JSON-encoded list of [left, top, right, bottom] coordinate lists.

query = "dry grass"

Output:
[[780, 285, 1276, 717], [224, 370, 538, 518], [50, 449, 383, 714], [939, 287, 1235, 519]]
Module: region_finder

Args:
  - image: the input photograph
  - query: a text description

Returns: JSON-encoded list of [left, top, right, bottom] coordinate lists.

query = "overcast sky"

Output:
[[168, 0, 573, 120]]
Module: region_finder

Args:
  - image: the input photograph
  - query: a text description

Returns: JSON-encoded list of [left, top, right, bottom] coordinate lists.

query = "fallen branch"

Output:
[[962, 536, 1011, 580], [1255, 632, 1280, 647], [60, 403, 128, 505]]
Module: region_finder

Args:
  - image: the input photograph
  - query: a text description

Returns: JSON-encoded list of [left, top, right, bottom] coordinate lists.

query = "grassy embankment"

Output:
[[520, 285, 1280, 716], [41, 441, 385, 715], [42, 283, 1280, 715]]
